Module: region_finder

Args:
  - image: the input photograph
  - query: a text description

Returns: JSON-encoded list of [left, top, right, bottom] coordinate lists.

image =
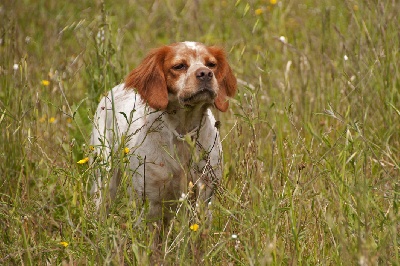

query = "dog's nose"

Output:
[[196, 67, 213, 81]]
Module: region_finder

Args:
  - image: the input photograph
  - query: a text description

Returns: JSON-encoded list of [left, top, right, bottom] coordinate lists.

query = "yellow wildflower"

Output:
[[255, 8, 263, 15], [270, 0, 277, 5], [41, 80, 50, 86], [353, 5, 359, 11], [59, 241, 69, 247], [188, 181, 194, 189], [190, 224, 199, 232], [124, 147, 130, 154], [77, 157, 89, 164], [48, 117, 56, 123]]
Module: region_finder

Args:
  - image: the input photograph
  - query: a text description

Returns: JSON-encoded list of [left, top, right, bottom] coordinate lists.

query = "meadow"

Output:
[[0, 0, 399, 264]]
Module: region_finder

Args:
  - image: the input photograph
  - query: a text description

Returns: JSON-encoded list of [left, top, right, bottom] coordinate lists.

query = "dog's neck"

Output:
[[164, 101, 210, 136]]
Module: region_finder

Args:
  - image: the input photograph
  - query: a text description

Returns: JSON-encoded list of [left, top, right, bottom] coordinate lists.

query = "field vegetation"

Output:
[[1, 0, 399, 264]]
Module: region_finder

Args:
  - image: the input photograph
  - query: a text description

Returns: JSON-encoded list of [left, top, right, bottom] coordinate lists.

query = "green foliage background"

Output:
[[0, 0, 399, 264]]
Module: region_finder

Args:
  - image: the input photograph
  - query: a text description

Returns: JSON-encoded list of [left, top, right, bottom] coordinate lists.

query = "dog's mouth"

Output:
[[182, 88, 217, 104], [181, 88, 216, 105]]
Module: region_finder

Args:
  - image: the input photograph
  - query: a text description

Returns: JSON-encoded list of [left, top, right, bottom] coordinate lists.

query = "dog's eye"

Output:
[[206, 62, 217, 68], [172, 64, 187, 70]]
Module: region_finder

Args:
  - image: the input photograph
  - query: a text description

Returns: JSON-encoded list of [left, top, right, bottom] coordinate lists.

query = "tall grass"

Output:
[[1, 0, 399, 264]]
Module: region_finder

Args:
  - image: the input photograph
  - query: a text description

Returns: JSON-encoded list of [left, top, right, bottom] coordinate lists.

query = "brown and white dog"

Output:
[[91, 42, 237, 223]]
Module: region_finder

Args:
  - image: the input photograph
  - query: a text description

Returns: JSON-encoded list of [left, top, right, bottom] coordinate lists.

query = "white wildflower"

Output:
[[179, 192, 187, 201], [279, 36, 287, 43]]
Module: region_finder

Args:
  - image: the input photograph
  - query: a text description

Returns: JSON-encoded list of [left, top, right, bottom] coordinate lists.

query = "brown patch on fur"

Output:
[[208, 46, 237, 112], [125, 46, 171, 110]]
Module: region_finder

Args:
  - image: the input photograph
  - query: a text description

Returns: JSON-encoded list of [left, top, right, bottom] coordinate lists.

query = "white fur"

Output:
[[91, 84, 223, 220], [184, 41, 198, 50]]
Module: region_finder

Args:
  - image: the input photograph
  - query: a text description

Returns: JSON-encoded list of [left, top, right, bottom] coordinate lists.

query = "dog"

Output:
[[90, 41, 237, 223]]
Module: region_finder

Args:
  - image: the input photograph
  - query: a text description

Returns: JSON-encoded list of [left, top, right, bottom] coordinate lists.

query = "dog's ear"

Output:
[[125, 46, 169, 110], [208, 46, 237, 112]]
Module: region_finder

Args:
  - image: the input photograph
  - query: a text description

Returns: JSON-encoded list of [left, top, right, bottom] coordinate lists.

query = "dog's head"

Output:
[[125, 42, 237, 112]]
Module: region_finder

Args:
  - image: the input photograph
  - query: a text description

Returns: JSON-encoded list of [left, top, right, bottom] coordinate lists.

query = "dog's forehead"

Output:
[[171, 42, 212, 62], [183, 41, 199, 50]]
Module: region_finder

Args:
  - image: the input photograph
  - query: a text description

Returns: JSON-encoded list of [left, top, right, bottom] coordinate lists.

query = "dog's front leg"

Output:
[[190, 158, 222, 224]]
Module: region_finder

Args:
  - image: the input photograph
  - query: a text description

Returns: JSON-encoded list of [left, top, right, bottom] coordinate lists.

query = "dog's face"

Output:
[[164, 42, 220, 107], [125, 42, 237, 112]]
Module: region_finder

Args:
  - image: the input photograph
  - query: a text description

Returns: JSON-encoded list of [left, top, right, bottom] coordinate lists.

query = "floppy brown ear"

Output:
[[125, 46, 169, 110], [208, 46, 237, 112]]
